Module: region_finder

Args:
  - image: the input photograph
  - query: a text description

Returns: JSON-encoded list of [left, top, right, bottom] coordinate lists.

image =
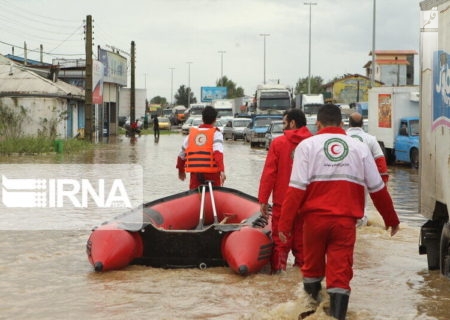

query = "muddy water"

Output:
[[0, 133, 449, 320]]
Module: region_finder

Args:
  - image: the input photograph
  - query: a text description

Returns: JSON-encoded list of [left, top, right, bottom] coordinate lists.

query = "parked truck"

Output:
[[254, 84, 293, 114], [301, 93, 324, 115], [367, 86, 420, 167], [418, 1, 450, 277]]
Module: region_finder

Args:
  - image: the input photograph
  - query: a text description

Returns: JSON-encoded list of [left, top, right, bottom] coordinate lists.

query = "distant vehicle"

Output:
[[172, 105, 187, 125], [215, 119, 226, 133], [254, 84, 292, 115], [185, 103, 207, 119], [158, 117, 171, 130], [264, 120, 284, 150], [181, 118, 194, 135], [355, 102, 368, 118], [246, 114, 283, 147], [306, 115, 318, 134], [367, 86, 419, 167], [181, 117, 202, 135], [212, 99, 234, 123], [301, 93, 324, 116], [223, 118, 252, 141]]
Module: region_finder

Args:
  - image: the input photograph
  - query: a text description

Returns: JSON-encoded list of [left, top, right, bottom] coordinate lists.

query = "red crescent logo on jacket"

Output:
[[195, 133, 207, 146], [324, 138, 349, 162]]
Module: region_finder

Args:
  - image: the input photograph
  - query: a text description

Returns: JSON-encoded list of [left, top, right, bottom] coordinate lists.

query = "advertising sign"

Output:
[[98, 48, 127, 86], [201, 86, 227, 102], [378, 93, 392, 128]]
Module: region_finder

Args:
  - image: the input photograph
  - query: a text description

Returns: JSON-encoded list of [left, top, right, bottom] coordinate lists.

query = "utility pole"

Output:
[[130, 41, 136, 125], [305, 2, 317, 94], [84, 15, 93, 142], [169, 67, 175, 106], [259, 34, 270, 84], [218, 50, 226, 84], [371, 0, 376, 88], [187, 62, 192, 109]]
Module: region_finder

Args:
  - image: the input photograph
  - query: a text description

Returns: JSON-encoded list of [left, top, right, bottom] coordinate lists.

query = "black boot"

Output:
[[303, 281, 322, 301], [329, 293, 349, 320]]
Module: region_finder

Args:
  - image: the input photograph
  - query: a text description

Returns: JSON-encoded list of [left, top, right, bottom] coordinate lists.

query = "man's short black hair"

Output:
[[284, 108, 307, 128], [202, 106, 218, 124], [317, 104, 342, 127]]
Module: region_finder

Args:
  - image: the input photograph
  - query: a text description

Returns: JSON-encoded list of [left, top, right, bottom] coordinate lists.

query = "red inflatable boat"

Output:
[[86, 184, 273, 275]]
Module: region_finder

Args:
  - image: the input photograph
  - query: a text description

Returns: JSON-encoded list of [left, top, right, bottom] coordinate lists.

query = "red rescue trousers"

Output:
[[271, 204, 304, 271], [301, 214, 356, 291]]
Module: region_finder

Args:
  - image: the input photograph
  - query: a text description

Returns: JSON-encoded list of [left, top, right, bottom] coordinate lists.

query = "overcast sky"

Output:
[[0, 0, 421, 101]]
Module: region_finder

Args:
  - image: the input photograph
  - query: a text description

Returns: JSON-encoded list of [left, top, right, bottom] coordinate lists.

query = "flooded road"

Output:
[[0, 133, 449, 320]]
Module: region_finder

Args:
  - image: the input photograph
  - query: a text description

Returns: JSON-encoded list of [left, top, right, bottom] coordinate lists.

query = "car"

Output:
[[223, 118, 252, 141], [247, 115, 283, 148], [181, 117, 203, 134], [264, 120, 284, 150], [215, 119, 226, 133], [158, 117, 171, 130], [181, 117, 195, 134]]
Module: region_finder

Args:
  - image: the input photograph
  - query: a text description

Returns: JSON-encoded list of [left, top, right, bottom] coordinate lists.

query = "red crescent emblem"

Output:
[[331, 144, 340, 155]]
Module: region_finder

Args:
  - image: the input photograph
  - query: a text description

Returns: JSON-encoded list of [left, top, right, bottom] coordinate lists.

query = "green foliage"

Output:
[[174, 85, 197, 107], [216, 76, 245, 98], [0, 103, 28, 138], [150, 96, 168, 106], [0, 137, 93, 155], [294, 76, 325, 95]]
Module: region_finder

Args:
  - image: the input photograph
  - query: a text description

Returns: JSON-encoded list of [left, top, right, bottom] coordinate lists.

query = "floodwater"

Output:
[[1, 133, 449, 320]]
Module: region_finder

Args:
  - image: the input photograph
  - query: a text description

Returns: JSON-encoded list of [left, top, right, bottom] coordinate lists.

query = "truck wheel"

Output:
[[410, 148, 419, 169], [440, 223, 450, 277], [378, 141, 395, 165], [232, 134, 237, 141]]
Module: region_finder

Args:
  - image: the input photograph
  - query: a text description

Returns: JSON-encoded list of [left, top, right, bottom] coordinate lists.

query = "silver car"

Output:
[[264, 120, 284, 150], [223, 118, 252, 141]]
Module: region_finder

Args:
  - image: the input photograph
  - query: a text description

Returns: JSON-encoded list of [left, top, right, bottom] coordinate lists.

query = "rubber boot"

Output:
[[329, 293, 349, 320], [303, 281, 322, 302]]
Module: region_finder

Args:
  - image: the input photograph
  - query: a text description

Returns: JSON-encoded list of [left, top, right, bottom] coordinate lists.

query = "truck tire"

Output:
[[410, 148, 419, 169], [378, 141, 395, 165], [440, 223, 450, 277]]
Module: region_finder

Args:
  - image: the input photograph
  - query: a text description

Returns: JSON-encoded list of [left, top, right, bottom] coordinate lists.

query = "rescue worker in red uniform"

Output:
[[258, 108, 312, 273], [176, 106, 226, 189], [279, 104, 400, 320]]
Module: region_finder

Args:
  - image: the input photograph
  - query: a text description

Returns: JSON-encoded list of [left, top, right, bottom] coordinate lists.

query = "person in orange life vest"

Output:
[[176, 106, 226, 189], [257, 108, 312, 274], [279, 104, 400, 320]]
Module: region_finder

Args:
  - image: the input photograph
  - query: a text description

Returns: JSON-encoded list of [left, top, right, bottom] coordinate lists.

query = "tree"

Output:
[[150, 96, 168, 106], [294, 76, 325, 95], [174, 85, 197, 107], [216, 76, 245, 98]]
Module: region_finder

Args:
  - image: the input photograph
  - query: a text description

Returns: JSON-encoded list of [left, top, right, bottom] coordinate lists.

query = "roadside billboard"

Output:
[[201, 86, 227, 102], [98, 48, 127, 86]]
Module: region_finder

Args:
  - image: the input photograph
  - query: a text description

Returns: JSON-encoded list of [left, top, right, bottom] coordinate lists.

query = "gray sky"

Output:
[[0, 0, 421, 101]]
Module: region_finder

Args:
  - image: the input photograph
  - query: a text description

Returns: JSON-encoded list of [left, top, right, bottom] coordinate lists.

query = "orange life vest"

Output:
[[185, 127, 219, 173]]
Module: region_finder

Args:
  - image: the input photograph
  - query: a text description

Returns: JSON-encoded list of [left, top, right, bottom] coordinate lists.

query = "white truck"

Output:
[[212, 99, 234, 122], [254, 84, 293, 114], [301, 93, 324, 115], [367, 86, 420, 167], [418, 1, 450, 276]]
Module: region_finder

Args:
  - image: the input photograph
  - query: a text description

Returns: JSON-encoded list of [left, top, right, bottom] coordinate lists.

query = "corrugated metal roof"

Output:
[[0, 54, 85, 100]]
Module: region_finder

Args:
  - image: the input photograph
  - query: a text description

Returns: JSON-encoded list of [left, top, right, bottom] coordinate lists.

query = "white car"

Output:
[[223, 118, 252, 141], [181, 117, 202, 135], [264, 120, 284, 150]]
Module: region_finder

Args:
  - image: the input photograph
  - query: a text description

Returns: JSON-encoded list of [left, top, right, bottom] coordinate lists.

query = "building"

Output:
[[0, 54, 85, 138], [322, 74, 383, 105], [364, 50, 417, 86]]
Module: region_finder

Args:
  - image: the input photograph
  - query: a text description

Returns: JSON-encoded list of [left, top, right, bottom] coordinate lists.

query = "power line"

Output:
[[0, 39, 84, 57]]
